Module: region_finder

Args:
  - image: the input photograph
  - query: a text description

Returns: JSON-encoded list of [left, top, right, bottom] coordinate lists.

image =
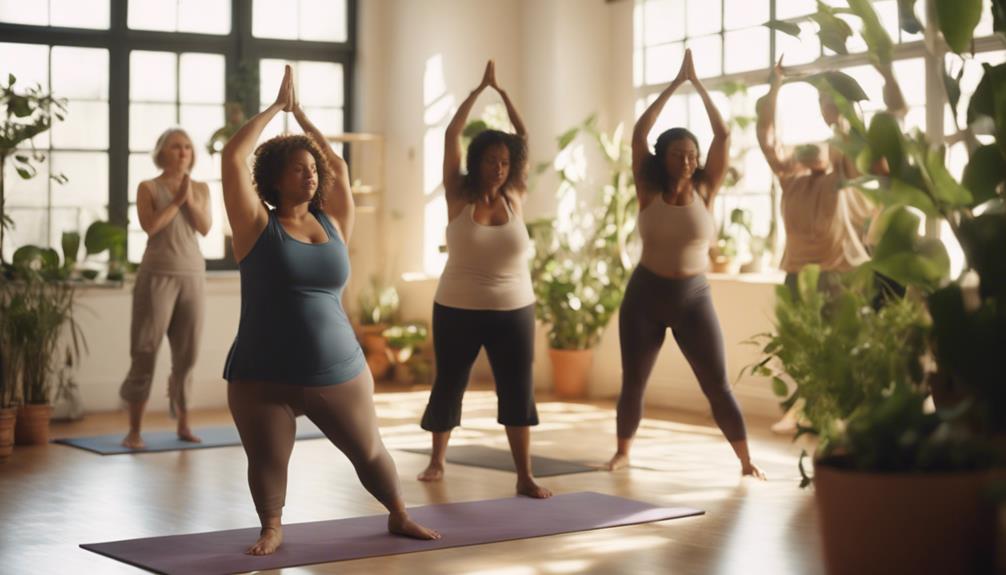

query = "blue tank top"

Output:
[[223, 208, 366, 386]]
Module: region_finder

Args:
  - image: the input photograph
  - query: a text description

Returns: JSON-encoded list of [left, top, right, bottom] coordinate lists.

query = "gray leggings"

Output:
[[228, 369, 401, 520], [120, 271, 204, 413], [616, 266, 747, 442]]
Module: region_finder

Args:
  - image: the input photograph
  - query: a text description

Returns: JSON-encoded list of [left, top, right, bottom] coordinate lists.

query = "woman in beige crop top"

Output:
[[119, 128, 212, 450], [607, 50, 765, 480], [417, 61, 551, 500]]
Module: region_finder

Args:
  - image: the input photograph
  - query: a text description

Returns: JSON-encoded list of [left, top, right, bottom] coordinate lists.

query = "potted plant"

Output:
[[753, 2, 1006, 573], [206, 62, 258, 156], [355, 276, 400, 379], [0, 284, 20, 457], [528, 115, 638, 398], [4, 244, 85, 445], [382, 321, 431, 386]]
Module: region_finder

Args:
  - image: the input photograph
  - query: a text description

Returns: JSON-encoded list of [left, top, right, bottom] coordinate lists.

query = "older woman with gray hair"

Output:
[[120, 127, 212, 449]]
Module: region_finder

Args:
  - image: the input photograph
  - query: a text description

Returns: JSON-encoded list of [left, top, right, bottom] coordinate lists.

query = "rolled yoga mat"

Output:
[[54, 420, 326, 455], [400, 444, 598, 476], [81, 491, 703, 575]]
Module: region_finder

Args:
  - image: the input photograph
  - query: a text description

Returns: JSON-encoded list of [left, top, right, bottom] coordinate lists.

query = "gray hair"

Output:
[[152, 128, 196, 170]]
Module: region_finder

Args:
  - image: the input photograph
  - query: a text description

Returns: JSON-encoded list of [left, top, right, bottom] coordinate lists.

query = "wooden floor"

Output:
[[0, 387, 823, 574]]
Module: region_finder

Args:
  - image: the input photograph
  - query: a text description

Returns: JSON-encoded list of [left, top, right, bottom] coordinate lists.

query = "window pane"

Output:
[[302, 107, 343, 136], [6, 208, 47, 256], [644, 0, 685, 45], [128, 153, 153, 202], [893, 58, 925, 107], [775, 0, 815, 19], [180, 104, 224, 168], [686, 0, 721, 37], [52, 46, 109, 100], [50, 152, 107, 207], [50, 0, 109, 29], [775, 22, 820, 66], [180, 53, 225, 104], [189, 153, 220, 188], [253, 0, 297, 39], [0, 0, 47, 25], [51, 100, 109, 149], [645, 42, 684, 85], [724, 27, 769, 74], [634, 47, 643, 87], [776, 82, 831, 145], [127, 0, 176, 31], [259, 59, 287, 103], [130, 103, 177, 150], [131, 51, 177, 102], [298, 62, 343, 107], [127, 224, 147, 262], [300, 0, 347, 42], [723, 0, 767, 31], [178, 0, 230, 34], [196, 181, 225, 260], [3, 152, 48, 207], [687, 34, 722, 78], [975, 0, 995, 37], [872, 0, 900, 44], [0, 42, 49, 91]]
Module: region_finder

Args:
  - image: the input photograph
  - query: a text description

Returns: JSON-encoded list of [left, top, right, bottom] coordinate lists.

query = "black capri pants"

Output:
[[420, 302, 539, 431]]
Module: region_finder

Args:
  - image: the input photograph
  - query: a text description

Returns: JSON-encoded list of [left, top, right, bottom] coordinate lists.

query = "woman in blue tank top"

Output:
[[221, 65, 440, 556]]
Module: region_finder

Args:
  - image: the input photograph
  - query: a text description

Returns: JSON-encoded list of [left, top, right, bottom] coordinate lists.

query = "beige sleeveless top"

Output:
[[637, 194, 715, 277], [434, 200, 535, 311], [778, 170, 870, 273], [138, 179, 205, 275]]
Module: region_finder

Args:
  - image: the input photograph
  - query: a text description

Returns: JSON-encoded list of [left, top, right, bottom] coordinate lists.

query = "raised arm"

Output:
[[443, 61, 493, 202], [491, 70, 528, 199], [876, 62, 908, 118], [136, 176, 189, 236], [180, 181, 212, 236], [292, 89, 355, 242], [687, 59, 731, 205], [221, 65, 292, 261], [756, 58, 796, 178], [632, 50, 690, 197]]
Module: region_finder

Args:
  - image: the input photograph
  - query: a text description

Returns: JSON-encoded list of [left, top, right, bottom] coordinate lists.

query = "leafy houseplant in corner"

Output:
[[528, 115, 638, 398], [755, 1, 1006, 573], [355, 276, 401, 380]]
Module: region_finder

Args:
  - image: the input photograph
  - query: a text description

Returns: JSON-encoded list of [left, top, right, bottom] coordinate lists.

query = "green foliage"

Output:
[[0, 75, 68, 263], [357, 277, 400, 326], [897, 0, 924, 35], [749, 266, 930, 457], [935, 0, 984, 54], [810, 1, 855, 55], [83, 221, 128, 281], [529, 115, 638, 350], [847, 0, 894, 67]]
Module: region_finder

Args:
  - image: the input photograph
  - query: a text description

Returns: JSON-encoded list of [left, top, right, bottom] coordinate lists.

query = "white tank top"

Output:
[[637, 195, 714, 277], [139, 179, 205, 275], [434, 201, 536, 311]]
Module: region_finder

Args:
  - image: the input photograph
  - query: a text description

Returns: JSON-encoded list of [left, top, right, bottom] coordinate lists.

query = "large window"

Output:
[[634, 0, 1003, 273], [0, 0, 356, 268]]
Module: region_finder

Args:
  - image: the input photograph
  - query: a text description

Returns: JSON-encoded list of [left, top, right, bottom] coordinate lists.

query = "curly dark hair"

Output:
[[641, 127, 707, 199], [252, 134, 331, 210], [461, 129, 528, 202]]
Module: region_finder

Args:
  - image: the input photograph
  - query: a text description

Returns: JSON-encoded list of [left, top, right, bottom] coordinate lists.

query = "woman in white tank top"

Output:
[[417, 61, 551, 499], [606, 50, 765, 480]]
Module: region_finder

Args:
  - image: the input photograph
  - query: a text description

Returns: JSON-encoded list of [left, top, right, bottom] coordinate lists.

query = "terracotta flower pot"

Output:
[[14, 404, 53, 446], [814, 463, 1002, 575], [0, 407, 16, 458], [356, 323, 390, 380], [548, 348, 594, 399]]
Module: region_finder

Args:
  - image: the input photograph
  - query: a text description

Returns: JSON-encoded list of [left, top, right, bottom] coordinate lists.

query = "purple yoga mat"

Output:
[[81, 491, 703, 574]]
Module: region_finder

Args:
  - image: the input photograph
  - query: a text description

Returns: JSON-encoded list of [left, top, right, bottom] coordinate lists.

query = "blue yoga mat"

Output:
[[54, 420, 326, 455]]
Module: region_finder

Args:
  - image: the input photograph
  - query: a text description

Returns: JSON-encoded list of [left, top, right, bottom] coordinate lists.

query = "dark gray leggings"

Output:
[[616, 266, 747, 442]]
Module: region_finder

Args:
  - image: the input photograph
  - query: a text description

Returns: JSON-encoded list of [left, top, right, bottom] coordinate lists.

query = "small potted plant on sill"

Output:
[[355, 276, 400, 380]]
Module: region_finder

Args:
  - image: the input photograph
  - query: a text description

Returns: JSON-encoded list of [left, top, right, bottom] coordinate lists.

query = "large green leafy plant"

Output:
[[756, 0, 1006, 479], [527, 115, 638, 350]]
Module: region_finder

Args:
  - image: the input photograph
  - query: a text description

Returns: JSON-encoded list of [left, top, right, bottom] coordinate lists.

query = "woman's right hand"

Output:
[[174, 173, 192, 206], [673, 49, 693, 85], [274, 64, 294, 112], [769, 55, 785, 90], [478, 60, 496, 91]]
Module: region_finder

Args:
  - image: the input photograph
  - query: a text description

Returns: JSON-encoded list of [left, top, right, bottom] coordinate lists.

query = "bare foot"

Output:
[[742, 461, 767, 480], [121, 432, 145, 450], [417, 462, 444, 482], [516, 477, 553, 499], [388, 513, 441, 540], [177, 427, 202, 443], [246, 526, 283, 555], [605, 451, 630, 471]]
